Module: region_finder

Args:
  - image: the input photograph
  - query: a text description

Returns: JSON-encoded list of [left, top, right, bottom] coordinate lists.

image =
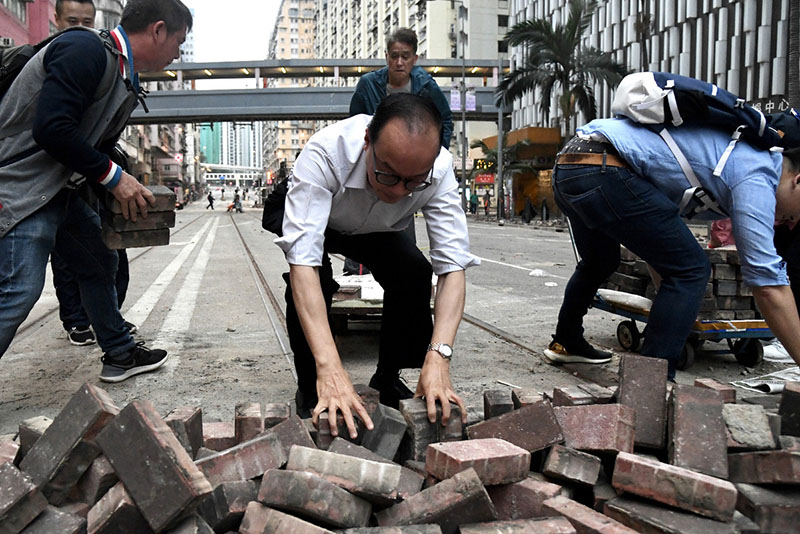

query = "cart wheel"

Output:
[[616, 321, 642, 352], [733, 339, 763, 368], [676, 342, 695, 371]]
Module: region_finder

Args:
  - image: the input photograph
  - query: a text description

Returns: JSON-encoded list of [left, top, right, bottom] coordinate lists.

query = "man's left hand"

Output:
[[414, 352, 467, 426], [111, 172, 155, 222]]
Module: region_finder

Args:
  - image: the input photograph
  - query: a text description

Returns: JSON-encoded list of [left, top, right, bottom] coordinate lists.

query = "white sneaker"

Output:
[[763, 339, 793, 363]]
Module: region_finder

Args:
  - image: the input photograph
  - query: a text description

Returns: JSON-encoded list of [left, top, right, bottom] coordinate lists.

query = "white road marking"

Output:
[[476, 256, 569, 280]]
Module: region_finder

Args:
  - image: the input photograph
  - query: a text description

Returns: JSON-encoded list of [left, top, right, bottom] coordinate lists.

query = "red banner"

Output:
[[474, 173, 495, 184]]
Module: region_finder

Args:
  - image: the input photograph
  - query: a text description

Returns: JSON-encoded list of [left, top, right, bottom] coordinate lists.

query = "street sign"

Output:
[[475, 173, 495, 184]]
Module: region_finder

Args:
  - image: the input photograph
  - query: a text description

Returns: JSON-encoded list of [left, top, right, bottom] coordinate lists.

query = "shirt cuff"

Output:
[[98, 160, 122, 190]]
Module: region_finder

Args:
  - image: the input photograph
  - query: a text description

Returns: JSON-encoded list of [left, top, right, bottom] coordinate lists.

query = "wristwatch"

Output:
[[427, 342, 453, 360]]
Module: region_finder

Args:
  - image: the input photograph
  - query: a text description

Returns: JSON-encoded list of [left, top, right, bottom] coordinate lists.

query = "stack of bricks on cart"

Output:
[[2, 357, 800, 533], [101, 185, 177, 249], [605, 245, 762, 321]]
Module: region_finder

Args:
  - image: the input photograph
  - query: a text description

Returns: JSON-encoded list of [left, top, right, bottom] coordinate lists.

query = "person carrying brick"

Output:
[[0, 0, 192, 382], [270, 93, 477, 439], [545, 117, 800, 380]]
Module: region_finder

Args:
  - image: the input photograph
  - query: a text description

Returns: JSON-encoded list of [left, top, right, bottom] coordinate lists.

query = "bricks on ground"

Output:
[[668, 385, 728, 478], [617, 354, 668, 449]]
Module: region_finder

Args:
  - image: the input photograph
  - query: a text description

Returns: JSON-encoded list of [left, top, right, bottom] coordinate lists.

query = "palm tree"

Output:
[[497, 0, 628, 135], [789, 0, 799, 107], [470, 136, 536, 219]]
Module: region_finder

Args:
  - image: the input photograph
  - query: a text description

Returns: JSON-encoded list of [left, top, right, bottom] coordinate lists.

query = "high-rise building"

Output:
[[0, 0, 56, 46], [94, 0, 124, 30]]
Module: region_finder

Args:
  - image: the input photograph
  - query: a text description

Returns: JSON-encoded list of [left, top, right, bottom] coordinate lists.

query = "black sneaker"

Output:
[[123, 320, 138, 335], [368, 370, 414, 409], [67, 327, 96, 346], [99, 342, 168, 383], [543, 336, 612, 364]]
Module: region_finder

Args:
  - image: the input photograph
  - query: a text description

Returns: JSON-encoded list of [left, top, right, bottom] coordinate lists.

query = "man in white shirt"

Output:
[[274, 94, 478, 439]]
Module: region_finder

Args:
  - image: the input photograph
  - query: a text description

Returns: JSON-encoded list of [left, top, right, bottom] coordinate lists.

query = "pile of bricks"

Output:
[[605, 246, 761, 321], [2, 355, 799, 533], [101, 185, 177, 249]]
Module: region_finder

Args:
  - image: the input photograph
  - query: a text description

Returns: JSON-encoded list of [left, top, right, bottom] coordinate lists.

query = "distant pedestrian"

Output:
[[483, 192, 491, 216], [233, 192, 243, 213], [469, 191, 478, 214], [206, 191, 214, 209]]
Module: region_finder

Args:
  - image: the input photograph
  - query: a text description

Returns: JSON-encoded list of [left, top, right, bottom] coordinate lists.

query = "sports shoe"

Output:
[[369, 370, 414, 409], [123, 320, 138, 335], [543, 336, 613, 364], [99, 342, 168, 383], [67, 327, 96, 346], [763, 339, 793, 363]]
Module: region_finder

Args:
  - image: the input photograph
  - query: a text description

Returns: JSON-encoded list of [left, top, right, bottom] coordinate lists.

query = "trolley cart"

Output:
[[593, 288, 770, 371]]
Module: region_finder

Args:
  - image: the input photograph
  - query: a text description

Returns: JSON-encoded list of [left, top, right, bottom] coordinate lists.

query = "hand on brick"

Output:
[[111, 172, 156, 222], [416, 354, 467, 426], [313, 364, 374, 439]]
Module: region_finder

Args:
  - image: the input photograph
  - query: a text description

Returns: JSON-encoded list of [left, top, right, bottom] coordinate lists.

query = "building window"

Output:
[[2, 0, 27, 23], [498, 40, 508, 53], [498, 15, 508, 28]]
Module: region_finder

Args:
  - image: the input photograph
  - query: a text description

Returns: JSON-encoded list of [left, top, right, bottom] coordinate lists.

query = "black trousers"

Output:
[[285, 228, 433, 397]]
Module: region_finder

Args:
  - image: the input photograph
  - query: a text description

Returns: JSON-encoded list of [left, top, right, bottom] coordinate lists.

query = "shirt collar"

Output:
[[110, 26, 138, 90]]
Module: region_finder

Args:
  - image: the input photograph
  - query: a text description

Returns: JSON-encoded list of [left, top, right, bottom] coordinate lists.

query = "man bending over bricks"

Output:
[[545, 115, 800, 381], [271, 93, 477, 439], [0, 0, 192, 382]]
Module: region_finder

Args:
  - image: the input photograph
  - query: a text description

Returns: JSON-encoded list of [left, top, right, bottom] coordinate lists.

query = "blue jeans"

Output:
[[0, 189, 135, 357], [552, 164, 711, 378]]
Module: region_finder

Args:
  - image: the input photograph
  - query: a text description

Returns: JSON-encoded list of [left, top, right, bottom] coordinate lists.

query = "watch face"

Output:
[[439, 344, 453, 357]]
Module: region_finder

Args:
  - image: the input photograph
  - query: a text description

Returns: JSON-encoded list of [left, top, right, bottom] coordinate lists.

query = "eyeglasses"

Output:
[[371, 145, 433, 192]]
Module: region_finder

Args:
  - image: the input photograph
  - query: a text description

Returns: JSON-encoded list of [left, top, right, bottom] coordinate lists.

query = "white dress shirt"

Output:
[[275, 114, 479, 275]]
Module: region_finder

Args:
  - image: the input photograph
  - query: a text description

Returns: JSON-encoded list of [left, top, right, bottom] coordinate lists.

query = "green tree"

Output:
[[789, 0, 799, 107], [497, 0, 628, 135], [468, 136, 535, 182]]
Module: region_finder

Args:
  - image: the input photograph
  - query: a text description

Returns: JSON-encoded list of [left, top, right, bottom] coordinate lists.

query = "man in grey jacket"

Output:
[[0, 0, 192, 382]]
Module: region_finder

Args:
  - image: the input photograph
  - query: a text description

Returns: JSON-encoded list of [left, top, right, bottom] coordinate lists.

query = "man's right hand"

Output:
[[111, 172, 155, 222], [312, 362, 374, 440]]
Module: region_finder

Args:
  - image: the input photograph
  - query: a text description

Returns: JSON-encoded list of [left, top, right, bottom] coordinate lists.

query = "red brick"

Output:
[[104, 210, 176, 232], [426, 438, 530, 486], [543, 495, 639, 534], [0, 462, 48, 533], [736, 482, 800, 534], [286, 445, 401, 504], [728, 450, 800, 484], [235, 402, 264, 444], [265, 415, 317, 457], [353, 383, 381, 416], [618, 354, 668, 449], [17, 416, 52, 463], [262, 403, 291, 429], [360, 404, 408, 460], [165, 406, 204, 459], [551, 384, 615, 407], [611, 452, 737, 522], [668, 385, 728, 478], [779, 381, 800, 437], [108, 185, 176, 214], [723, 404, 775, 451], [20, 505, 86, 534], [73, 455, 117, 505], [693, 378, 736, 403], [398, 399, 463, 462], [239, 502, 334, 534], [374, 468, 497, 534], [780, 435, 800, 451], [19, 383, 119, 505], [58, 501, 90, 519], [459, 517, 577, 533], [467, 401, 563, 453], [592, 482, 618, 513], [195, 431, 286, 487], [486, 476, 566, 520], [257, 469, 372, 528], [102, 227, 170, 249], [553, 405, 634, 453], [542, 445, 601, 486], [86, 482, 153, 534], [341, 527, 443, 533], [328, 438, 423, 499], [484, 390, 514, 419], [203, 422, 236, 452], [168, 513, 214, 534], [196, 480, 258, 532], [95, 400, 213, 532], [0, 439, 19, 467], [511, 389, 544, 409], [604, 496, 744, 534]]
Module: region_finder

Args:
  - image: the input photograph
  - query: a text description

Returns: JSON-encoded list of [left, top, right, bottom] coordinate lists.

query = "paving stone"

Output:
[[257, 469, 371, 528], [17, 417, 52, 463], [327, 438, 423, 499], [611, 451, 737, 522], [467, 401, 562, 453], [165, 406, 204, 459], [286, 445, 401, 504], [195, 430, 286, 487], [553, 405, 635, 454], [262, 403, 291, 429], [353, 384, 381, 417], [104, 210, 176, 232], [459, 517, 577, 534], [604, 496, 747, 534], [551, 383, 615, 407], [486, 476, 566, 520], [728, 450, 800, 484], [742, 395, 780, 410], [668, 385, 728, 478], [58, 502, 90, 519], [374, 468, 496, 534], [426, 438, 530, 486], [73, 456, 117, 506], [194, 448, 217, 461], [264, 415, 317, 457], [483, 390, 514, 419], [511, 389, 543, 409], [0, 462, 48, 534], [86, 482, 153, 534], [101, 227, 171, 249], [315, 412, 364, 449], [196, 480, 258, 533], [96, 400, 213, 532], [235, 403, 264, 444], [779, 381, 800, 437], [203, 422, 236, 452], [618, 354, 668, 449], [736, 482, 800, 534], [19, 383, 119, 505], [723, 404, 776, 451], [340, 527, 443, 533], [780, 435, 800, 451], [542, 445, 601, 486], [360, 404, 407, 460], [398, 399, 463, 462], [543, 495, 639, 534], [167, 513, 214, 534], [0, 440, 20, 467], [17, 504, 85, 534], [592, 482, 618, 513], [239, 502, 334, 534]]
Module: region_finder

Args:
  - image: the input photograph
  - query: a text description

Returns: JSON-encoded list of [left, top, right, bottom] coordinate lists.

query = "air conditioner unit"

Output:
[[0, 37, 15, 48]]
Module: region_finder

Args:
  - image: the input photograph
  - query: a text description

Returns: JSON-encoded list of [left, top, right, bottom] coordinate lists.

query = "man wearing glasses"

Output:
[[274, 94, 477, 439]]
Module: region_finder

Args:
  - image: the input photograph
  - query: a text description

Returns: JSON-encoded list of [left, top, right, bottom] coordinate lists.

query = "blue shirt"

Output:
[[579, 118, 787, 288]]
